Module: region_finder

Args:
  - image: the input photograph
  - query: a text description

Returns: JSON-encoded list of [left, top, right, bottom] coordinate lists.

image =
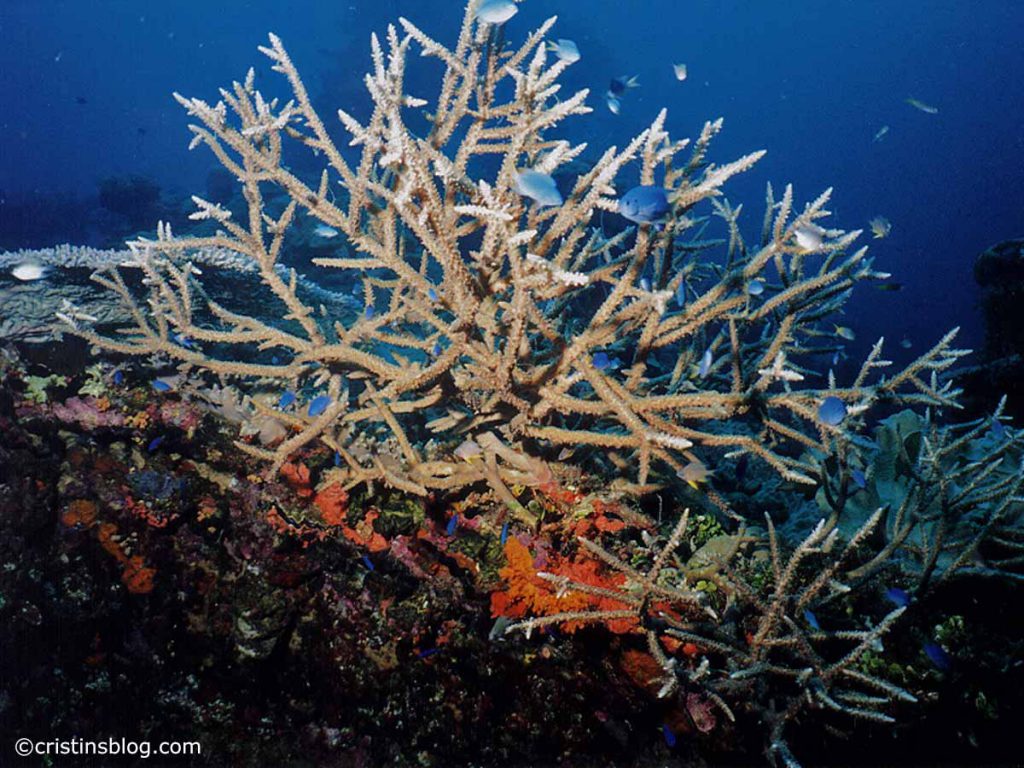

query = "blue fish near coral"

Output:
[[446, 514, 459, 537], [546, 38, 580, 63], [147, 435, 165, 452], [152, 379, 172, 392], [500, 521, 510, 546], [428, 287, 439, 302], [698, 347, 713, 378], [608, 75, 640, 97], [475, 0, 517, 24], [818, 396, 848, 426], [514, 170, 562, 207], [923, 641, 951, 671], [172, 332, 195, 349], [662, 723, 676, 748], [618, 185, 670, 225], [277, 391, 296, 410], [885, 587, 911, 608], [112, 369, 124, 386], [592, 351, 611, 371], [990, 418, 1007, 441], [307, 395, 331, 417], [851, 469, 867, 490], [803, 609, 821, 630]]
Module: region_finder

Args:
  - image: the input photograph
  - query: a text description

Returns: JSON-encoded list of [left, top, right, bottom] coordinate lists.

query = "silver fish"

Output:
[[514, 169, 562, 207], [546, 38, 580, 63], [11, 262, 48, 281], [476, 0, 517, 25]]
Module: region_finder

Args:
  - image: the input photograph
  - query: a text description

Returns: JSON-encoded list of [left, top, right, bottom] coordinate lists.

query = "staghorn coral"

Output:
[[815, 399, 1024, 591], [504, 508, 917, 766], [65, 2, 966, 509]]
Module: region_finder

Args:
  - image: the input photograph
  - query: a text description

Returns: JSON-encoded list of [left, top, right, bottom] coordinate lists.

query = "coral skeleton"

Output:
[[65, 2, 968, 507]]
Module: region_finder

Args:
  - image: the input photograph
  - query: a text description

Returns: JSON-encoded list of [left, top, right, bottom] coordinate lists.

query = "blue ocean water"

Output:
[[2, 0, 1022, 357]]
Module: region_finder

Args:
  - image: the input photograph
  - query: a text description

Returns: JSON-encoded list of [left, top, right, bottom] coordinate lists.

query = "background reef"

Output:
[[2, 2, 1024, 768]]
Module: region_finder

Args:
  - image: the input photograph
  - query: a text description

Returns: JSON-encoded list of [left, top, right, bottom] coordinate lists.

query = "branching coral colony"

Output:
[[61, 2, 1024, 764], [66, 1, 966, 505]]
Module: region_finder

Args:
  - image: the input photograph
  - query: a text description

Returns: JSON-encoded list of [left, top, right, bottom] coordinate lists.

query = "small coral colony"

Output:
[[6, 0, 1022, 764]]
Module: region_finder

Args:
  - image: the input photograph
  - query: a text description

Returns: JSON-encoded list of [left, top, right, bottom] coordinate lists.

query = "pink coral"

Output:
[[49, 397, 125, 428]]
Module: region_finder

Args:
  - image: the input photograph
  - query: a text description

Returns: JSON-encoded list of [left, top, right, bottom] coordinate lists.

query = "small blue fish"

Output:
[[446, 514, 459, 537], [112, 369, 124, 386], [831, 349, 842, 367], [923, 641, 951, 671], [307, 395, 331, 417], [885, 587, 911, 608], [147, 435, 165, 452], [546, 38, 580, 64], [432, 342, 443, 356], [747, 279, 765, 296], [277, 391, 296, 410], [417, 647, 440, 659], [475, 0, 517, 24], [675, 280, 686, 308], [608, 74, 640, 97], [313, 224, 339, 238], [662, 723, 676, 748], [698, 347, 713, 378], [640, 277, 651, 291], [618, 185, 670, 225], [428, 287, 439, 302], [592, 351, 611, 371], [364, 305, 375, 320], [851, 469, 867, 490], [152, 379, 172, 392], [804, 609, 821, 630], [334, 451, 343, 467], [514, 169, 562, 207], [990, 419, 1006, 441], [500, 521, 510, 546], [361, 555, 375, 571], [818, 396, 848, 426], [172, 332, 195, 349]]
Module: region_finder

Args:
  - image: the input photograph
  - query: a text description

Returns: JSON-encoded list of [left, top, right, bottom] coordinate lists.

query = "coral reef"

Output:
[[3, 3, 1021, 767], [67, 3, 965, 507]]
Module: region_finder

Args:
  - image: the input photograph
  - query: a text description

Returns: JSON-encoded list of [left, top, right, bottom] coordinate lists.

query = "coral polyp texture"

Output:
[[68, 4, 965, 507]]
